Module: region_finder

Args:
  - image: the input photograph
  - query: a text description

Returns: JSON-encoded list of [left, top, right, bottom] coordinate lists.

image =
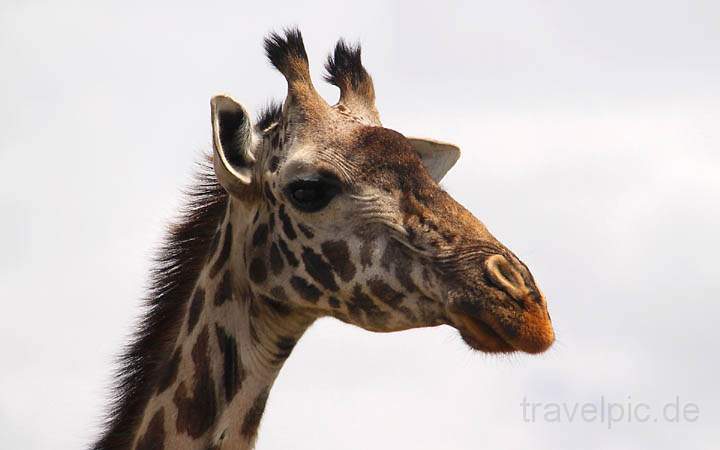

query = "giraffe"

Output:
[[93, 29, 555, 450]]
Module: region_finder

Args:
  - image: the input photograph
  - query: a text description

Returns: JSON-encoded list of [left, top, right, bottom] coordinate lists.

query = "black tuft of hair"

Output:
[[263, 28, 309, 78], [324, 39, 369, 91], [255, 99, 283, 131], [92, 157, 228, 450]]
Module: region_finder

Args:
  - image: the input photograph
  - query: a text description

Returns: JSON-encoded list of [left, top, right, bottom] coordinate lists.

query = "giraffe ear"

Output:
[[407, 137, 461, 182], [210, 95, 257, 194]]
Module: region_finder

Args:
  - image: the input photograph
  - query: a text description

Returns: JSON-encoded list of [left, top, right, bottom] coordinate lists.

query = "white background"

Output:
[[1, 1, 719, 448]]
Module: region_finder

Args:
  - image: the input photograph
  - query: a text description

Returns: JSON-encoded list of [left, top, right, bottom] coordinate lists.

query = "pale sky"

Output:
[[1, 1, 719, 449]]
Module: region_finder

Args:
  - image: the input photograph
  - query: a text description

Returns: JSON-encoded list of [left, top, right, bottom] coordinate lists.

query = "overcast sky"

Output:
[[1, 1, 719, 449]]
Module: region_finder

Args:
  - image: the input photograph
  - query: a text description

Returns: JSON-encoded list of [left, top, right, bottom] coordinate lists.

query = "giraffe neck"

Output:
[[132, 200, 314, 450]]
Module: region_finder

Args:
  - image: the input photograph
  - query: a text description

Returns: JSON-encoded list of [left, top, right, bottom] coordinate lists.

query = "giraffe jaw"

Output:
[[449, 312, 517, 354], [447, 300, 555, 355]]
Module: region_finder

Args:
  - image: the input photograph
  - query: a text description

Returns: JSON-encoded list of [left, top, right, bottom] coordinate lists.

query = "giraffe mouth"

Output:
[[449, 312, 517, 354]]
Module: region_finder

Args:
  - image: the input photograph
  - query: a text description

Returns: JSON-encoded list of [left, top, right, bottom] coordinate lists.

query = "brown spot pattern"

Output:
[[215, 324, 245, 403], [368, 278, 416, 322], [321, 240, 356, 282], [278, 205, 297, 240], [252, 223, 269, 247], [214, 271, 233, 306], [348, 284, 389, 328], [395, 261, 418, 293], [368, 278, 404, 308], [249, 258, 267, 284], [359, 238, 374, 269], [297, 223, 314, 239], [301, 247, 338, 291], [261, 295, 292, 316], [173, 326, 217, 438], [156, 348, 181, 394], [135, 407, 165, 450], [380, 241, 418, 293], [380, 240, 398, 270], [264, 182, 276, 205], [278, 238, 298, 267], [273, 336, 297, 364], [240, 388, 270, 438], [290, 276, 321, 303]]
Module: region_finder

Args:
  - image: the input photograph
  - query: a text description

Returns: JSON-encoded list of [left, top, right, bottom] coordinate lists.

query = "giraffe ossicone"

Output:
[[94, 28, 555, 450]]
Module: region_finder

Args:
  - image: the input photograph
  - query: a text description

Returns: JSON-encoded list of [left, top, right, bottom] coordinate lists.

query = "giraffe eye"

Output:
[[285, 177, 341, 212]]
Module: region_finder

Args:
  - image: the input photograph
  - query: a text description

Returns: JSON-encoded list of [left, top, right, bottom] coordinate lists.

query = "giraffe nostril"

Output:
[[485, 254, 526, 298]]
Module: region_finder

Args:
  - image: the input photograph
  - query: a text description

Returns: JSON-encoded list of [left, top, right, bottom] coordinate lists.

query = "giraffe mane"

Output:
[[93, 157, 228, 450], [255, 100, 283, 132]]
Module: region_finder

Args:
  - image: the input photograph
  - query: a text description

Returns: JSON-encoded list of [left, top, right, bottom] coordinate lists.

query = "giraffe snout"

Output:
[[482, 254, 554, 353]]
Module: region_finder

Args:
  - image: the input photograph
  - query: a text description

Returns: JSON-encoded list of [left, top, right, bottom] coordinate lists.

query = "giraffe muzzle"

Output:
[[445, 254, 555, 354]]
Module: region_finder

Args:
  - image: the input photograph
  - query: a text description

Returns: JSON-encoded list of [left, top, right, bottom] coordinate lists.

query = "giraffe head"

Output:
[[210, 29, 554, 354]]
